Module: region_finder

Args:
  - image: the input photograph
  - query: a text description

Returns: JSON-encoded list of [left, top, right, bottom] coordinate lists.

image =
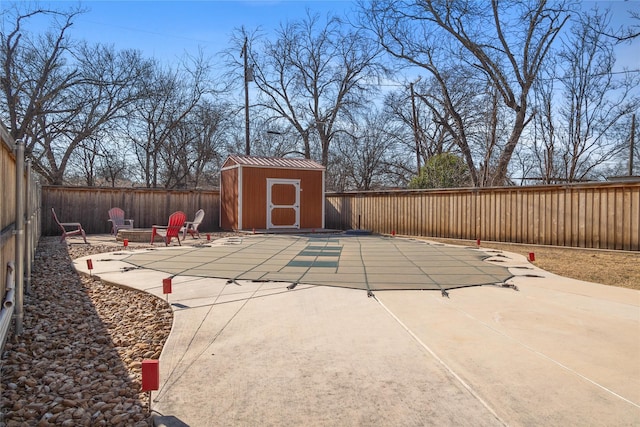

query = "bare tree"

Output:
[[362, 0, 572, 185], [384, 59, 491, 186], [556, 8, 639, 182], [384, 81, 455, 169], [127, 53, 213, 188], [1, 6, 153, 184], [472, 81, 514, 186], [46, 44, 151, 184], [248, 120, 307, 158], [243, 11, 386, 166], [96, 135, 131, 187], [161, 100, 230, 189], [1, 6, 82, 182], [1, 6, 78, 141], [600, 5, 640, 42], [413, 63, 483, 186], [528, 59, 560, 184], [329, 110, 404, 190], [523, 7, 640, 183]]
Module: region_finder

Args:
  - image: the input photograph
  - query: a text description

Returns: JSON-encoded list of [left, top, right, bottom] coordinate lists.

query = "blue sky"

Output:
[[42, 1, 359, 64], [1, 0, 635, 85], [19, 0, 638, 72]]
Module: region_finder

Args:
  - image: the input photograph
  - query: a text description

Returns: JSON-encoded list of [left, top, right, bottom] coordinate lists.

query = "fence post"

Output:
[[25, 159, 32, 295], [14, 140, 25, 335]]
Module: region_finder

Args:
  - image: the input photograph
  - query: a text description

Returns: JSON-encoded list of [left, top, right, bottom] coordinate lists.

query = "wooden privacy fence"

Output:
[[0, 125, 17, 297], [325, 182, 640, 251], [42, 182, 640, 251], [41, 186, 221, 236]]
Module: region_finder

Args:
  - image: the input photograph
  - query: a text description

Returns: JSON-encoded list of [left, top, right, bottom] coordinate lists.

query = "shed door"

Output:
[[267, 178, 300, 229]]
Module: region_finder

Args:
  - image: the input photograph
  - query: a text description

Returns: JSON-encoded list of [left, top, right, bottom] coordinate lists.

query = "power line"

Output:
[[78, 19, 214, 45]]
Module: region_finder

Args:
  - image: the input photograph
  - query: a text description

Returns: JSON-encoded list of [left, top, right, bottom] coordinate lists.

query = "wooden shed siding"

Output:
[[272, 184, 297, 205], [240, 167, 323, 230], [271, 207, 297, 226], [220, 168, 238, 230], [240, 168, 267, 229]]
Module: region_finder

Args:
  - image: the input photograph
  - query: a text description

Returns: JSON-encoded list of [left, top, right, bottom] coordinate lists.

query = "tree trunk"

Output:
[[493, 106, 527, 186]]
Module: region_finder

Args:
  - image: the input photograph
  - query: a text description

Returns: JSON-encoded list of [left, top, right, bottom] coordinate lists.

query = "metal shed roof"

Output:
[[223, 155, 325, 171]]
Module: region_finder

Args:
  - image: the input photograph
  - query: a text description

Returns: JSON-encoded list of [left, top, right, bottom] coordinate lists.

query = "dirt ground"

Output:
[[425, 237, 640, 291]]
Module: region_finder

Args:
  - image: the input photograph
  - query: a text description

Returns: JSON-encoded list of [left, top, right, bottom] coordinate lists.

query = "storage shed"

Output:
[[220, 155, 325, 231]]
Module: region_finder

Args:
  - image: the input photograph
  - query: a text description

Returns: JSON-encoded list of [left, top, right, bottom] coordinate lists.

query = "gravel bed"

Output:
[[0, 237, 178, 426]]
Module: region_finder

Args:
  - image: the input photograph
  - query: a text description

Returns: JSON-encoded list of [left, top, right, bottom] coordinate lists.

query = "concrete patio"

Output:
[[73, 233, 640, 426]]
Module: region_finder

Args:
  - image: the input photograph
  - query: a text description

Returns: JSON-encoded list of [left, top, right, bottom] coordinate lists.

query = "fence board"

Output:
[[34, 181, 640, 251], [326, 182, 640, 251], [629, 192, 640, 250], [41, 186, 221, 236], [1, 128, 15, 300]]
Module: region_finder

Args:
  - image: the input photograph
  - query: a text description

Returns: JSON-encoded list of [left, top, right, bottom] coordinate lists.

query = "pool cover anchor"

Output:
[[287, 282, 298, 290], [441, 289, 449, 298], [498, 282, 519, 291]]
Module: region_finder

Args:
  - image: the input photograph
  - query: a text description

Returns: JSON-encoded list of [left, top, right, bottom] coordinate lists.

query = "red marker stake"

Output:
[[141, 359, 159, 392], [163, 277, 172, 301], [141, 359, 159, 413]]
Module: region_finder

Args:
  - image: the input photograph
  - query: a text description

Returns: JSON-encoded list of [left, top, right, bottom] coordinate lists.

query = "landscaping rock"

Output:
[[0, 237, 174, 426]]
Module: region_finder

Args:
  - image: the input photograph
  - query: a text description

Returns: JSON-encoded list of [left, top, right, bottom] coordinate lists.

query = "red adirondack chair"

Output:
[[51, 207, 88, 244], [151, 211, 186, 246]]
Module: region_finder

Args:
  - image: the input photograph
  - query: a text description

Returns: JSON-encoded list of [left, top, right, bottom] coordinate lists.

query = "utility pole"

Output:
[[630, 113, 636, 176], [242, 37, 252, 156]]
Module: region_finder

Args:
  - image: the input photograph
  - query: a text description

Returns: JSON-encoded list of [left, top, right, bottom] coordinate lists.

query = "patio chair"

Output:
[[108, 207, 134, 236], [151, 211, 186, 246], [181, 209, 205, 239], [51, 207, 88, 244]]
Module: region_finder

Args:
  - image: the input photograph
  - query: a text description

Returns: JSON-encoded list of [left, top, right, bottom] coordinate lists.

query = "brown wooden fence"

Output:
[[0, 125, 17, 299], [325, 182, 640, 251], [41, 186, 221, 236], [41, 181, 640, 251]]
